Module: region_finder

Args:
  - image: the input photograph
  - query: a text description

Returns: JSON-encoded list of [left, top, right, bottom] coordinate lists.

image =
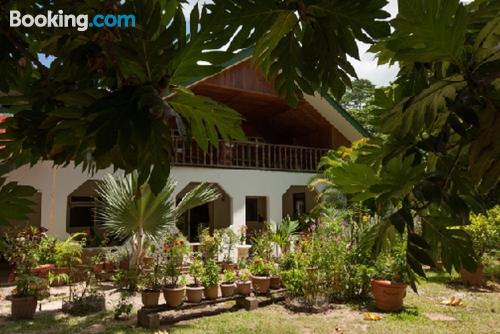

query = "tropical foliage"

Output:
[[0, 178, 36, 226], [209, 0, 390, 105], [96, 173, 220, 270], [340, 79, 380, 134], [313, 0, 500, 288], [0, 0, 245, 197]]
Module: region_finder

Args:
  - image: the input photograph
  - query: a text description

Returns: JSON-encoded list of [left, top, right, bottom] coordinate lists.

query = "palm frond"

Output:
[[174, 183, 221, 219]]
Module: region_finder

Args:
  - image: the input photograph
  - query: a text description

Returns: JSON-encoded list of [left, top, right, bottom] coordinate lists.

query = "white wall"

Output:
[[7, 162, 314, 239]]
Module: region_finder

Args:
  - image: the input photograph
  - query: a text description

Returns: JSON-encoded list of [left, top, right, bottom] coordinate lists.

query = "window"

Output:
[[293, 193, 306, 217], [246, 198, 259, 221], [68, 196, 96, 228]]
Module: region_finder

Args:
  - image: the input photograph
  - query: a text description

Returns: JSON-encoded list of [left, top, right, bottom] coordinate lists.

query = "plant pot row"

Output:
[[141, 278, 269, 308]]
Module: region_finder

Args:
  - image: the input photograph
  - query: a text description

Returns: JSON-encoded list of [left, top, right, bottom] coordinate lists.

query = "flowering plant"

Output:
[[1, 226, 47, 298], [249, 257, 272, 277], [161, 234, 189, 287]]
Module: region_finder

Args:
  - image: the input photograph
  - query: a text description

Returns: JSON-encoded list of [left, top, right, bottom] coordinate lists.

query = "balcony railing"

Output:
[[172, 137, 329, 173]]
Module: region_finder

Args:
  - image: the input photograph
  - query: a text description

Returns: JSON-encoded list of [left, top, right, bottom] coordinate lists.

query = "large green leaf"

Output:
[[375, 0, 468, 63], [169, 88, 245, 151], [207, 0, 390, 105], [0, 178, 36, 226], [381, 74, 467, 137]]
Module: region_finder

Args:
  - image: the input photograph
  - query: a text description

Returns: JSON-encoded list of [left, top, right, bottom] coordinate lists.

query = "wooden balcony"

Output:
[[171, 137, 329, 173]]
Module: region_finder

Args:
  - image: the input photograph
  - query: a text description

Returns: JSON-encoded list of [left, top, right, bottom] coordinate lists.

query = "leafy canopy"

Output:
[[313, 0, 500, 288], [206, 0, 390, 106], [0, 0, 245, 196]]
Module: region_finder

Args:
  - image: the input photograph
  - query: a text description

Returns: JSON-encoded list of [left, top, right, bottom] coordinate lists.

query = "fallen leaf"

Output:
[[363, 312, 382, 321], [441, 296, 463, 306]]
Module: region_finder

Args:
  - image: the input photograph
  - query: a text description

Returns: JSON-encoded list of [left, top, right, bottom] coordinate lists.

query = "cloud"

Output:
[[349, 0, 399, 87]]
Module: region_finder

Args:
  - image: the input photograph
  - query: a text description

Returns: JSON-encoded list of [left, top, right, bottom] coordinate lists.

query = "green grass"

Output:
[[1, 272, 499, 334]]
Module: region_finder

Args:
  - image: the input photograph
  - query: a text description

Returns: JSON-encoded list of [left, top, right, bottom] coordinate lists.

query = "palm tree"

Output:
[[96, 173, 220, 270]]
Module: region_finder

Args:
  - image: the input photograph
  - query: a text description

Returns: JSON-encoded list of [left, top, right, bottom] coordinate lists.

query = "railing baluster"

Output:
[[170, 135, 328, 171]]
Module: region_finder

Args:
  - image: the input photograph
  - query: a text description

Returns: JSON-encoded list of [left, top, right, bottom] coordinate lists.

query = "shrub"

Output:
[[222, 269, 236, 284], [201, 259, 220, 287], [189, 258, 205, 286], [199, 228, 221, 261], [280, 215, 375, 304], [465, 206, 500, 261], [1, 226, 48, 298], [372, 238, 409, 284], [250, 226, 274, 261], [161, 234, 189, 288], [249, 257, 272, 276]]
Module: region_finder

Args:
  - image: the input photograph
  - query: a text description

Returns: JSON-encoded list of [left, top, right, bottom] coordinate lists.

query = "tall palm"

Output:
[[96, 173, 220, 270]]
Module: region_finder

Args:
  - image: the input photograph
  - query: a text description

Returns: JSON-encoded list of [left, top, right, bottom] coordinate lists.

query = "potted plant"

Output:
[[201, 259, 220, 300], [2, 227, 49, 319], [162, 235, 189, 307], [103, 249, 117, 273], [371, 242, 408, 312], [32, 235, 57, 278], [220, 228, 238, 271], [62, 264, 105, 316], [116, 248, 130, 270], [460, 209, 500, 286], [139, 252, 161, 307], [92, 254, 104, 273], [186, 258, 205, 303], [52, 234, 83, 286], [249, 257, 271, 294], [236, 269, 252, 296], [220, 269, 237, 297], [199, 228, 222, 261], [269, 263, 282, 289]]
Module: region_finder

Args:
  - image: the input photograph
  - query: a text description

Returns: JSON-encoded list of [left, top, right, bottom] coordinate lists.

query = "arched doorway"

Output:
[[282, 185, 316, 219], [176, 183, 231, 242]]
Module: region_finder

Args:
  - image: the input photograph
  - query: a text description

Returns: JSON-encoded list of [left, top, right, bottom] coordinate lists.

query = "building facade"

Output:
[[5, 58, 366, 242]]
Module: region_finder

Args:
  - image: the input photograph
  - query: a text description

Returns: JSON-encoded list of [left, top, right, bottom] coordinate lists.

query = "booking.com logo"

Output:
[[10, 10, 136, 31]]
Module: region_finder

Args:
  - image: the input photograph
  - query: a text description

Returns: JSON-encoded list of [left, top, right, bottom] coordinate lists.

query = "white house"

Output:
[[4, 56, 366, 243]]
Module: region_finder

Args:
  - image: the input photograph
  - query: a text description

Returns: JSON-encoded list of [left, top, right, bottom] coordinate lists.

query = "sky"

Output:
[[349, 0, 399, 86], [39, 0, 400, 87]]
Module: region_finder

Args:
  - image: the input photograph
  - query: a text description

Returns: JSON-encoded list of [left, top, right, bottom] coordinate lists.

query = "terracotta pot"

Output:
[[220, 283, 236, 297], [236, 280, 252, 296], [31, 264, 55, 279], [11, 296, 37, 320], [93, 262, 104, 273], [163, 287, 185, 307], [204, 285, 219, 300], [371, 279, 407, 312], [143, 256, 154, 269], [460, 264, 484, 286], [104, 261, 114, 273], [141, 290, 160, 308], [186, 285, 204, 303], [270, 275, 282, 289], [119, 259, 129, 270], [251, 276, 271, 294]]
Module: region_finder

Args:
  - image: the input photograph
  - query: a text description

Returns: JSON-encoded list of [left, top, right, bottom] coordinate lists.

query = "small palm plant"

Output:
[[96, 173, 220, 271], [271, 216, 299, 255]]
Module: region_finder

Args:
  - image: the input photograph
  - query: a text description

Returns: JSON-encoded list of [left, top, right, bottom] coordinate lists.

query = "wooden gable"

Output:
[[192, 60, 350, 149]]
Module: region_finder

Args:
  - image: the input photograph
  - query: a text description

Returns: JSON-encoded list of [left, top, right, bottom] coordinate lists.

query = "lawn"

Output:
[[1, 272, 498, 334]]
